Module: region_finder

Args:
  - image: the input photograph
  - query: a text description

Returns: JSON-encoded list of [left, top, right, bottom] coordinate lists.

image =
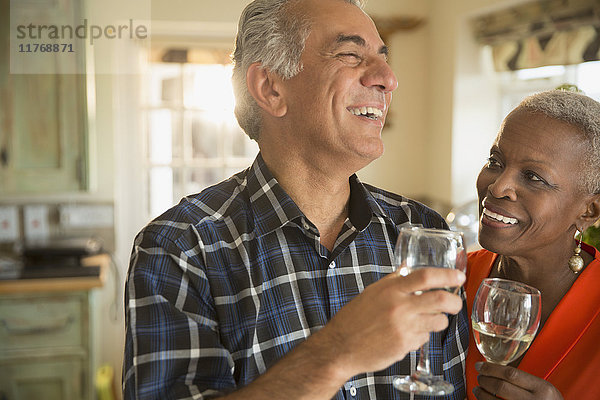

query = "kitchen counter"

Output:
[[0, 253, 109, 400], [0, 253, 109, 294]]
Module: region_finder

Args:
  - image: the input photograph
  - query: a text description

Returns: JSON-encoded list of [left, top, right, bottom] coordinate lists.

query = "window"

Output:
[[498, 61, 600, 118], [141, 62, 258, 218]]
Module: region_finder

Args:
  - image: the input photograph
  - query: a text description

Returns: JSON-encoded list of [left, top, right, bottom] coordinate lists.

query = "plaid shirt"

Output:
[[123, 153, 468, 400]]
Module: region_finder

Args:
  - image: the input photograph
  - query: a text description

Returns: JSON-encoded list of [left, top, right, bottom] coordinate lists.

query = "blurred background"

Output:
[[1, 0, 600, 398]]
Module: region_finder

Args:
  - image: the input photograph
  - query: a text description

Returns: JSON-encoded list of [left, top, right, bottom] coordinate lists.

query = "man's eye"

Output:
[[338, 53, 362, 62]]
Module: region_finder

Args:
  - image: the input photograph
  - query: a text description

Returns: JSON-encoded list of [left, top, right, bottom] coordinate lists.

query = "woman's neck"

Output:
[[492, 248, 590, 329]]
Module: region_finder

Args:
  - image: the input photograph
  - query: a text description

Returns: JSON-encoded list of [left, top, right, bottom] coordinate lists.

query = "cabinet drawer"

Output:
[[0, 294, 85, 352], [0, 356, 86, 400]]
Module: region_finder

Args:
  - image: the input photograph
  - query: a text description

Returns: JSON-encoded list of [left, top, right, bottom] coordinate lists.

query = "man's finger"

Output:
[[396, 267, 466, 294]]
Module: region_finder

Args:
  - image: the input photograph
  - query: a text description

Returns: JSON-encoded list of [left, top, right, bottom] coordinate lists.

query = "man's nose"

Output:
[[361, 57, 398, 93]]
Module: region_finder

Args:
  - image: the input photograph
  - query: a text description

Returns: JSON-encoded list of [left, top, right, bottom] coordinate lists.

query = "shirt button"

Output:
[[329, 261, 336, 269], [302, 220, 310, 230], [350, 386, 357, 396]]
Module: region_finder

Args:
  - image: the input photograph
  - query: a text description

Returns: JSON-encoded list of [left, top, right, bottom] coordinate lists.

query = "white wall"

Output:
[[361, 0, 531, 214], [359, 1, 431, 199]]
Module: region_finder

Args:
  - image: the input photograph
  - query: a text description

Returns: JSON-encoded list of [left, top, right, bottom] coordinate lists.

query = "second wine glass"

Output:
[[471, 278, 541, 366], [392, 226, 467, 396]]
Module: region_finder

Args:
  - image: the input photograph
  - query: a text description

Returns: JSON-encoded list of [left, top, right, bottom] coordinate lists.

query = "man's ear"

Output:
[[246, 63, 287, 117], [577, 193, 600, 230]]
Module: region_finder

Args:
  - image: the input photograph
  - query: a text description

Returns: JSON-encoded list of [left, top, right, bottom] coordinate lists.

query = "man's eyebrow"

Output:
[[334, 34, 389, 57], [336, 34, 366, 47]]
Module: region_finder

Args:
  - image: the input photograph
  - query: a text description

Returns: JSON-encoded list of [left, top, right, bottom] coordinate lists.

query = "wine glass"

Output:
[[471, 278, 541, 365], [392, 226, 467, 396]]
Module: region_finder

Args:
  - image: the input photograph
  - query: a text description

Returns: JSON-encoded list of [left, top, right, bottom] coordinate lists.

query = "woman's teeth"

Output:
[[483, 208, 518, 225]]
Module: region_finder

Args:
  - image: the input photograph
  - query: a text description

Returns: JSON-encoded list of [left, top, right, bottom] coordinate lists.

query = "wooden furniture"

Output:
[[0, 254, 108, 400], [0, 0, 89, 194]]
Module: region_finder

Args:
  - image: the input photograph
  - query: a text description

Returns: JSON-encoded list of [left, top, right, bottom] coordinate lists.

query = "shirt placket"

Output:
[[343, 381, 359, 398], [298, 216, 370, 398]]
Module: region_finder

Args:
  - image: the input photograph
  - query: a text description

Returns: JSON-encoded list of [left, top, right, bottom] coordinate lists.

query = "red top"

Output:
[[465, 243, 600, 400]]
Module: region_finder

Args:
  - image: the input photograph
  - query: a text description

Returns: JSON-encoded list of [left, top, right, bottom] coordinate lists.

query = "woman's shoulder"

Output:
[[467, 248, 496, 264], [465, 249, 497, 291]]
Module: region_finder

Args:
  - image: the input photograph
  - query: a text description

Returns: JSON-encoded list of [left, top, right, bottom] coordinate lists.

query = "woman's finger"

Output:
[[475, 362, 538, 391], [477, 374, 534, 399], [475, 362, 564, 400]]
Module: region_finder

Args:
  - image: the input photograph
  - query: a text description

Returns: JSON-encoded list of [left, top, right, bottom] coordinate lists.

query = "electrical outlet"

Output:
[[59, 204, 114, 228], [24, 205, 50, 241], [0, 206, 20, 243]]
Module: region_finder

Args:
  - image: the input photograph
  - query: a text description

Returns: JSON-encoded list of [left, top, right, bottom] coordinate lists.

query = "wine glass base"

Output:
[[393, 374, 454, 395]]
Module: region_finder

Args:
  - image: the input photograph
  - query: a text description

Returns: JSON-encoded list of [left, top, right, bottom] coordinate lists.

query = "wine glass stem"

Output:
[[416, 339, 432, 376]]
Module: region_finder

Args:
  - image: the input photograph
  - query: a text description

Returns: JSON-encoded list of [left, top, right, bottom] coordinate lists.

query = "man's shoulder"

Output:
[[141, 172, 251, 240], [362, 182, 447, 228]]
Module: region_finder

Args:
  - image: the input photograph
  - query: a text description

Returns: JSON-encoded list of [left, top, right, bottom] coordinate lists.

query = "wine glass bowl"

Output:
[[471, 278, 541, 366], [392, 226, 467, 396]]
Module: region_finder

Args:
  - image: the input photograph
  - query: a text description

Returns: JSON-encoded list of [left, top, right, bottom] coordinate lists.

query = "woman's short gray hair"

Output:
[[517, 89, 600, 194], [232, 0, 364, 141]]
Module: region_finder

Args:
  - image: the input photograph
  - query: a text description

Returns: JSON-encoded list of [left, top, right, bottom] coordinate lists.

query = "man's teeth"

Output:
[[483, 208, 518, 225], [349, 107, 383, 119]]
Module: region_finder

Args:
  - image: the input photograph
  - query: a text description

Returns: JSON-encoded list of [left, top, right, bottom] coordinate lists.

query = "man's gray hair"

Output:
[[232, 0, 364, 141], [517, 89, 600, 194]]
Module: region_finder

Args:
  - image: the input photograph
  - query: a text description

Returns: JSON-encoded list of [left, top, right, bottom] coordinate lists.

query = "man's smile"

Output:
[[347, 106, 384, 120]]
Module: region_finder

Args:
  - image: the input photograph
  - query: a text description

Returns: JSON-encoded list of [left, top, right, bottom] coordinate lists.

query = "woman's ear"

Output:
[[577, 193, 600, 230], [246, 63, 287, 118]]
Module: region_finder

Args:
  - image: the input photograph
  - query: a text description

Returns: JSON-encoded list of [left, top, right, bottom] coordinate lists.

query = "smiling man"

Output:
[[123, 0, 468, 399]]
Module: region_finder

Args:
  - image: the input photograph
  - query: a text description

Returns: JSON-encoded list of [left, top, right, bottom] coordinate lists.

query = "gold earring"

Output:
[[568, 231, 584, 274]]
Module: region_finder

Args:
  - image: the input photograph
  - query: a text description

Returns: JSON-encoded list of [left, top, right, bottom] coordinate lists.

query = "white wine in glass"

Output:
[[392, 226, 467, 396], [471, 278, 541, 365]]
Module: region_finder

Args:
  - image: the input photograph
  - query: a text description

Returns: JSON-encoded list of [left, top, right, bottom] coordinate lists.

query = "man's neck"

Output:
[[261, 150, 352, 251]]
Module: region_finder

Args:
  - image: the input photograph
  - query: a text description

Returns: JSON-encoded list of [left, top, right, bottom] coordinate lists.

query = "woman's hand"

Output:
[[472, 362, 564, 400]]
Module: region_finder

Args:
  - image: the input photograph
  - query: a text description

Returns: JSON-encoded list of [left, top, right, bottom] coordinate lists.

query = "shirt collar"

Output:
[[348, 174, 390, 231], [245, 153, 391, 238], [246, 153, 304, 238]]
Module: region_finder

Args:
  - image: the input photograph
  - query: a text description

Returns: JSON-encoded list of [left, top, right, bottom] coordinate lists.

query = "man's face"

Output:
[[278, 0, 398, 171]]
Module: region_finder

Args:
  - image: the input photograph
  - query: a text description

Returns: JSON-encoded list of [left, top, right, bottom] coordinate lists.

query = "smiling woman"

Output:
[[466, 89, 600, 400], [476, 108, 591, 257]]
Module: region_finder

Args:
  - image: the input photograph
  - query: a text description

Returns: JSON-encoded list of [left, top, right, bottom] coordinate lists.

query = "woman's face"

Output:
[[476, 108, 591, 258]]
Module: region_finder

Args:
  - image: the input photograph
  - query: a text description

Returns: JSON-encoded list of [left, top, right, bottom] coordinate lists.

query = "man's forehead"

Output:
[[295, 0, 385, 50]]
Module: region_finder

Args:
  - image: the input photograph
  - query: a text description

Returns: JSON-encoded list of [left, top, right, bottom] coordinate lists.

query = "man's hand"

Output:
[[473, 362, 564, 400], [318, 267, 466, 379], [223, 267, 465, 400]]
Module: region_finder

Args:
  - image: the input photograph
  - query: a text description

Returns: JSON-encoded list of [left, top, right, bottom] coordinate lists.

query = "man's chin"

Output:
[[352, 142, 385, 171]]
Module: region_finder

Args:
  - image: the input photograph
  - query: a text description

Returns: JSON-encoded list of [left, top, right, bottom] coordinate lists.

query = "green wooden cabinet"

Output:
[[0, 0, 89, 194], [0, 291, 95, 400], [0, 358, 85, 399]]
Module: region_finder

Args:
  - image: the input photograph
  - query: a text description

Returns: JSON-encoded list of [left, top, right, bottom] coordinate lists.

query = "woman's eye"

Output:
[[486, 157, 501, 168], [524, 171, 544, 182]]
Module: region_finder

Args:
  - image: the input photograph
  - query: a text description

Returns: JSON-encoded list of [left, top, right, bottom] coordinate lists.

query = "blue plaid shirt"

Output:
[[123, 153, 468, 399]]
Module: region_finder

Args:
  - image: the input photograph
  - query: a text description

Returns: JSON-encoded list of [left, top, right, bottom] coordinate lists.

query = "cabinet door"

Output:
[[0, 0, 88, 193], [0, 357, 86, 400], [0, 293, 85, 354]]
